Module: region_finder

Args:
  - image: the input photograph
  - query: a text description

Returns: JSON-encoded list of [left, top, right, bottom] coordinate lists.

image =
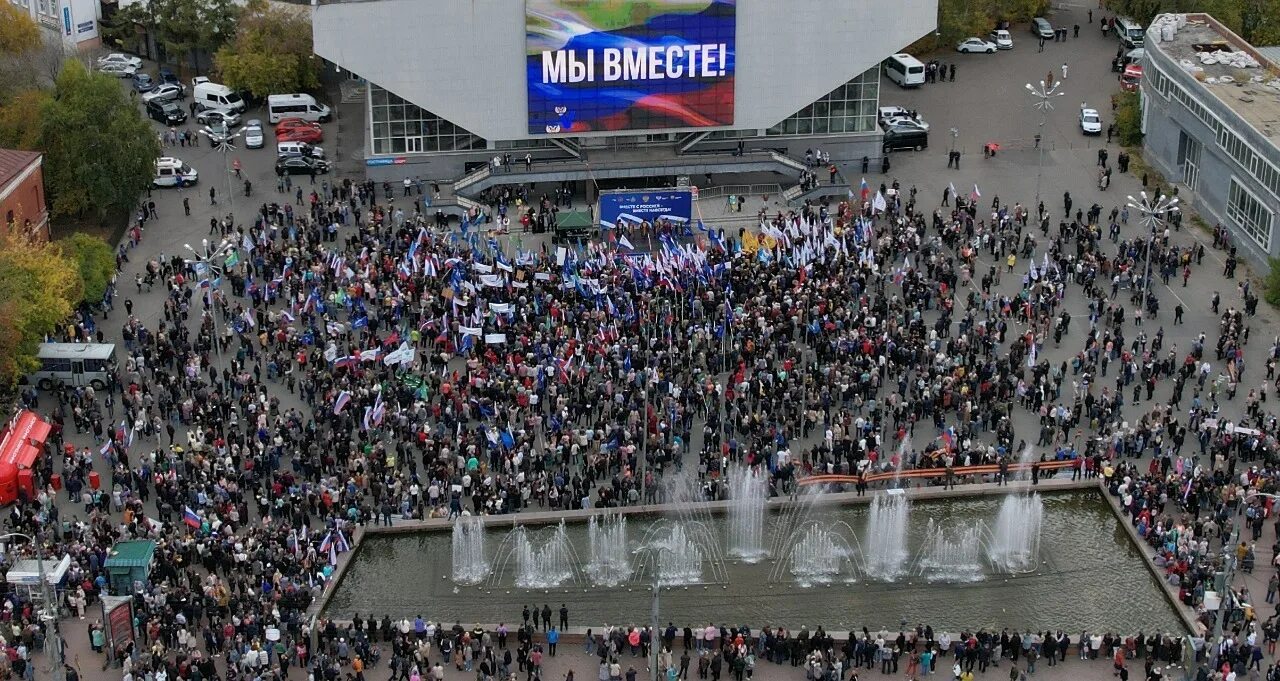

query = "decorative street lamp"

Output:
[[1125, 191, 1180, 315], [1026, 81, 1064, 221]]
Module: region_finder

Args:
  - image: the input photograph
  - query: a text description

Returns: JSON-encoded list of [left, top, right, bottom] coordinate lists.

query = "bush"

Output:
[[1114, 91, 1143, 146], [1266, 257, 1280, 307]]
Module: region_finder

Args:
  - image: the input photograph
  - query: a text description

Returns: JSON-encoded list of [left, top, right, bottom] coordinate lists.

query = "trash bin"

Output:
[[50, 473, 62, 491], [89, 470, 100, 490]]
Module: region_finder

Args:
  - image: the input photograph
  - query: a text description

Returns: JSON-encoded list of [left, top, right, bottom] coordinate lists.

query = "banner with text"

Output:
[[598, 189, 693, 230], [525, 0, 736, 135]]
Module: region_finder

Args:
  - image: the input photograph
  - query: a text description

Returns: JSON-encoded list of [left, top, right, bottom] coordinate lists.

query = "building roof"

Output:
[[0, 149, 41, 190], [1147, 14, 1280, 143], [104, 540, 156, 568]]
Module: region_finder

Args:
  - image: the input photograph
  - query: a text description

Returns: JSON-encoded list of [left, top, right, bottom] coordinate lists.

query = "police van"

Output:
[[153, 157, 198, 188]]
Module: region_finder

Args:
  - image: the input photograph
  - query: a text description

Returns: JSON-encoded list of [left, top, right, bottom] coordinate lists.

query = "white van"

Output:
[[193, 81, 246, 114], [277, 141, 326, 159], [884, 53, 926, 88], [28, 342, 117, 390], [154, 157, 198, 188], [1116, 17, 1145, 48], [267, 93, 332, 124]]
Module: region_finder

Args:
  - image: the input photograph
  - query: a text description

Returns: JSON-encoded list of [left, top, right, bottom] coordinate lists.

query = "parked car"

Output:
[[275, 155, 331, 176], [131, 73, 157, 92], [141, 83, 184, 104], [243, 120, 265, 149], [275, 117, 323, 135], [277, 141, 326, 159], [146, 99, 188, 126], [880, 116, 929, 132], [158, 68, 184, 90], [989, 29, 1014, 49], [956, 37, 998, 53], [196, 108, 242, 128], [1031, 17, 1054, 39], [275, 126, 323, 144], [98, 62, 137, 78], [882, 126, 929, 153], [877, 106, 913, 123], [97, 53, 142, 70], [1079, 108, 1103, 135]]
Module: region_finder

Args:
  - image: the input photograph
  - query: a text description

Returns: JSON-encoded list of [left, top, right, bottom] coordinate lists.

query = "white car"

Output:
[[1079, 108, 1103, 135], [880, 116, 930, 131], [989, 29, 1014, 49], [196, 108, 241, 128], [98, 62, 138, 78], [97, 53, 143, 70], [956, 37, 998, 53], [878, 106, 912, 123], [141, 84, 185, 104], [243, 120, 265, 149]]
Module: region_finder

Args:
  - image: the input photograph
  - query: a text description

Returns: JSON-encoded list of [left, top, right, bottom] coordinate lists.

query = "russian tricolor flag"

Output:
[[183, 506, 201, 529]]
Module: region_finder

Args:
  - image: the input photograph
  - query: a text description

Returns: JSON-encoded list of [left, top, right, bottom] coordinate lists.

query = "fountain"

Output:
[[988, 493, 1044, 572], [512, 521, 580, 589], [726, 465, 769, 562], [863, 492, 910, 580], [1017, 442, 1038, 480], [636, 520, 728, 585], [891, 434, 913, 486], [586, 514, 632, 587], [451, 515, 489, 585], [786, 523, 860, 585], [914, 520, 985, 582]]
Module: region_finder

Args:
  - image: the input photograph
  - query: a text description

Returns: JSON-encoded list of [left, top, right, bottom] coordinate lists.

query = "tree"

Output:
[[59, 233, 116, 305], [102, 0, 240, 71], [0, 233, 81, 384], [1114, 91, 1144, 146], [0, 3, 40, 56], [214, 0, 318, 98], [39, 60, 161, 223], [0, 89, 50, 149]]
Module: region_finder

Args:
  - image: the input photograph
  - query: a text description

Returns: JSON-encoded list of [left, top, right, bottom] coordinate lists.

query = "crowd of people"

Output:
[[1, 129, 1278, 681]]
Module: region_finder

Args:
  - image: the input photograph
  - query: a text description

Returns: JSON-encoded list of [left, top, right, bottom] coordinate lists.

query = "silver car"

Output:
[[196, 108, 241, 128], [243, 120, 265, 149], [141, 84, 184, 104], [98, 62, 138, 78]]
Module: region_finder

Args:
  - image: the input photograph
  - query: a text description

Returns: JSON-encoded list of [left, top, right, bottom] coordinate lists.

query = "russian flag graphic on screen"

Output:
[[525, 0, 736, 135]]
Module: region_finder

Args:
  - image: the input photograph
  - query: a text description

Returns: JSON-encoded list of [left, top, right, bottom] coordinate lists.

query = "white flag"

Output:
[[484, 333, 507, 344], [872, 191, 887, 213]]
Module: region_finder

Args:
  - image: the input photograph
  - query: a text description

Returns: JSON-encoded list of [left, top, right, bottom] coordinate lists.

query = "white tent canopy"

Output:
[[6, 554, 72, 586]]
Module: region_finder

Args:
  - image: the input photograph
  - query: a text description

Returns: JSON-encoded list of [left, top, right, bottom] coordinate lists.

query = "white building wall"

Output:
[[314, 0, 936, 141]]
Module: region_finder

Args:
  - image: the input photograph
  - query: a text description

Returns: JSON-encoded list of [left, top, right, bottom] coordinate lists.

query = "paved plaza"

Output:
[[16, 5, 1280, 681]]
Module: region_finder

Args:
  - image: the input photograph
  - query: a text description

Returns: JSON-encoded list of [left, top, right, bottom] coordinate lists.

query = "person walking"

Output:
[[1061, 62, 1069, 79]]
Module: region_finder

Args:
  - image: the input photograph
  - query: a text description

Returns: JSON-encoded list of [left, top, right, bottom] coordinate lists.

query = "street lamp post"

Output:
[[184, 239, 234, 356], [1125, 192, 1180, 316], [199, 125, 247, 228], [0, 532, 62, 681], [1025, 81, 1064, 220]]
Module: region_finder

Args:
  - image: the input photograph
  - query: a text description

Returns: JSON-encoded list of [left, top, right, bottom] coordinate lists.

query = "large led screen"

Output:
[[526, 1, 736, 135]]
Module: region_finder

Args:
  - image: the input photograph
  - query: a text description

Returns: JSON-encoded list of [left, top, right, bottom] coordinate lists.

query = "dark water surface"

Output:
[[325, 491, 1186, 633]]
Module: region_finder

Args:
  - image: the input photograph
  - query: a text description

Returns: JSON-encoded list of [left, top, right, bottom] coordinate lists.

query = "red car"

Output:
[[276, 126, 323, 144], [276, 117, 322, 133]]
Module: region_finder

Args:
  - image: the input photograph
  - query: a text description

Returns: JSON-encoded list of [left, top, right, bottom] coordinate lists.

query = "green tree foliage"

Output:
[[59, 233, 116, 304], [0, 3, 40, 56], [214, 0, 319, 99], [929, 0, 1048, 46], [39, 60, 161, 223], [0, 233, 81, 384], [0, 89, 50, 148], [101, 0, 240, 70], [1266, 257, 1280, 307], [1114, 91, 1144, 146]]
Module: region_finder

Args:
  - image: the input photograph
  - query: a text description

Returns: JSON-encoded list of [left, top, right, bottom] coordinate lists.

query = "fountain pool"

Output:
[[327, 490, 1185, 633]]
